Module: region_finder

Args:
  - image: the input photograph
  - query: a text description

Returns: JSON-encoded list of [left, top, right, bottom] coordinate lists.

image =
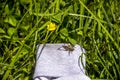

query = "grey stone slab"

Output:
[[33, 44, 90, 80]]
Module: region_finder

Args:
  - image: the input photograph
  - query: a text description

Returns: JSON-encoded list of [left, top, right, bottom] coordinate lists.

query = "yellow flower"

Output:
[[47, 22, 56, 31]]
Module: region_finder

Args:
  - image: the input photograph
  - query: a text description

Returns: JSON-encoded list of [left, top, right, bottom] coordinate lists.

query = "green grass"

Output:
[[0, 0, 120, 80]]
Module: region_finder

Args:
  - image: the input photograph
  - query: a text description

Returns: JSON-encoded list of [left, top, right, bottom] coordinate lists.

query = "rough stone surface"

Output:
[[33, 44, 91, 80]]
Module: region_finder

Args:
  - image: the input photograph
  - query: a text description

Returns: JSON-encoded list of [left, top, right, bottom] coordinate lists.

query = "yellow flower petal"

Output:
[[47, 22, 56, 31]]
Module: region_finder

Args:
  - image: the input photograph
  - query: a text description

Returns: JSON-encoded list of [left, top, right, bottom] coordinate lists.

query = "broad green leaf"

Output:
[[20, 25, 30, 31], [24, 76, 29, 80], [60, 28, 68, 39], [7, 28, 16, 36], [68, 37, 77, 45], [22, 68, 28, 73], [60, 34, 65, 40], [5, 4, 10, 15], [77, 30, 83, 36], [0, 28, 5, 33], [60, 28, 68, 36], [52, 13, 62, 23], [4, 16, 17, 27]]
